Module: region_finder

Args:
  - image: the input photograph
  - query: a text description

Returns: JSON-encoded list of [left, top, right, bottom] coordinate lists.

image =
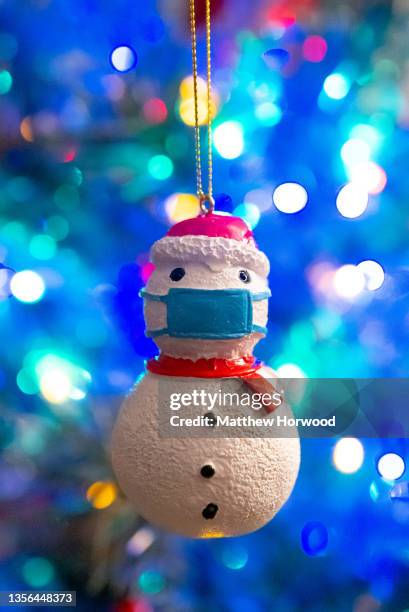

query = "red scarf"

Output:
[[147, 354, 262, 378], [146, 354, 279, 413]]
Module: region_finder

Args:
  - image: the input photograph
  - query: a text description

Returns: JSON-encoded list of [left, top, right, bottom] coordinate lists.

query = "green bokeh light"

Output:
[[232, 202, 260, 229], [19, 425, 46, 455], [369, 112, 394, 138], [53, 185, 80, 211], [255, 102, 282, 126], [349, 123, 381, 150], [16, 368, 39, 395], [312, 309, 342, 338], [29, 234, 57, 260], [22, 557, 55, 588], [2, 221, 28, 243], [46, 216, 69, 241], [138, 570, 165, 594], [148, 155, 173, 180], [70, 167, 83, 186], [0, 70, 12, 95], [289, 320, 315, 353], [165, 133, 189, 159]]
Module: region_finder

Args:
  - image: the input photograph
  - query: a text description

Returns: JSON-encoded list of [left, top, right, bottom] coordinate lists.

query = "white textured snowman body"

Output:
[[112, 213, 300, 538]]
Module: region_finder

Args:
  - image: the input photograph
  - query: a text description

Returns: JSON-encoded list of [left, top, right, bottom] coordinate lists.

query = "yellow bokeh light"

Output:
[[180, 97, 206, 126], [179, 97, 218, 127], [179, 75, 208, 99], [34, 353, 91, 405], [165, 193, 200, 223], [86, 481, 118, 509], [39, 369, 72, 404], [178, 75, 219, 126], [20, 117, 34, 142]]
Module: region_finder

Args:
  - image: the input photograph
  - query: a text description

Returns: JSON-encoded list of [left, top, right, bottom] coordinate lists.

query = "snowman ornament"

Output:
[[112, 212, 300, 538]]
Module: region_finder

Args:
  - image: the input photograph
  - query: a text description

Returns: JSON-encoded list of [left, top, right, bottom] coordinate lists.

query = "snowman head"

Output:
[[142, 213, 270, 360]]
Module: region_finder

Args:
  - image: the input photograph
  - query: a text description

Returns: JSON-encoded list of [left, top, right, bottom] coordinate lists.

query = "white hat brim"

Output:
[[151, 235, 270, 276]]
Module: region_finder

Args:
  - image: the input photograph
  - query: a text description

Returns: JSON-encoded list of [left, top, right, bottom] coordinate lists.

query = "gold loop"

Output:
[[200, 193, 215, 214], [189, 0, 214, 207]]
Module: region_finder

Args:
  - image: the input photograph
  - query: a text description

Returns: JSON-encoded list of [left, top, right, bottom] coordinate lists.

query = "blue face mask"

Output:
[[140, 287, 270, 340]]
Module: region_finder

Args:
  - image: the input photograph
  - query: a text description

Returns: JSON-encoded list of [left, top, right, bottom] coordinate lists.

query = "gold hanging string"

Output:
[[189, 0, 214, 214]]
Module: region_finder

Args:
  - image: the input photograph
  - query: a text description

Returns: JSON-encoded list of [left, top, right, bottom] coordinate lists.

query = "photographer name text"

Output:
[[169, 414, 337, 428]]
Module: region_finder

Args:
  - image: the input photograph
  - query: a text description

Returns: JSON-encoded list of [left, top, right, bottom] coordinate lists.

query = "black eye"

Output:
[[169, 267, 185, 282], [239, 269, 251, 283]]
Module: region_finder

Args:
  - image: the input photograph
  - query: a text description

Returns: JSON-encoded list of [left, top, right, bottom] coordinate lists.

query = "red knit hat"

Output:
[[151, 213, 269, 276]]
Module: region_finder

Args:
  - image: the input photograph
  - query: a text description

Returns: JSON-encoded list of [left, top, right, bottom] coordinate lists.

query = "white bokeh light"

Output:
[[276, 363, 306, 378], [357, 260, 385, 291], [348, 161, 387, 195], [213, 121, 244, 159], [110, 46, 137, 72], [10, 270, 45, 303], [333, 265, 365, 299], [377, 453, 405, 481], [275, 362, 307, 403], [340, 139, 371, 167], [333, 438, 364, 474], [323, 73, 350, 100], [273, 182, 308, 214], [336, 183, 369, 219]]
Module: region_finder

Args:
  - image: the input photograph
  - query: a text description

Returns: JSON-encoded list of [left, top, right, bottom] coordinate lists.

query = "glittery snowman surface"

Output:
[[112, 215, 301, 538], [112, 373, 300, 538]]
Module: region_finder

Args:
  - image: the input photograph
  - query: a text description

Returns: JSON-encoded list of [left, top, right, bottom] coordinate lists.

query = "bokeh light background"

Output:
[[1, 0, 409, 610]]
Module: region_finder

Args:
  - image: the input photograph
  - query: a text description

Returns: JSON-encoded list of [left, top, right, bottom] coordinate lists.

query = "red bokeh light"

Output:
[[143, 98, 168, 124], [302, 35, 328, 62], [114, 599, 153, 612], [63, 148, 77, 163], [267, 2, 296, 28], [140, 262, 155, 284]]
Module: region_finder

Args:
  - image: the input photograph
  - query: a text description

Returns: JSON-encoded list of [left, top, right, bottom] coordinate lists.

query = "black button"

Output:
[[200, 465, 215, 478], [207, 413, 217, 427], [202, 503, 218, 520]]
